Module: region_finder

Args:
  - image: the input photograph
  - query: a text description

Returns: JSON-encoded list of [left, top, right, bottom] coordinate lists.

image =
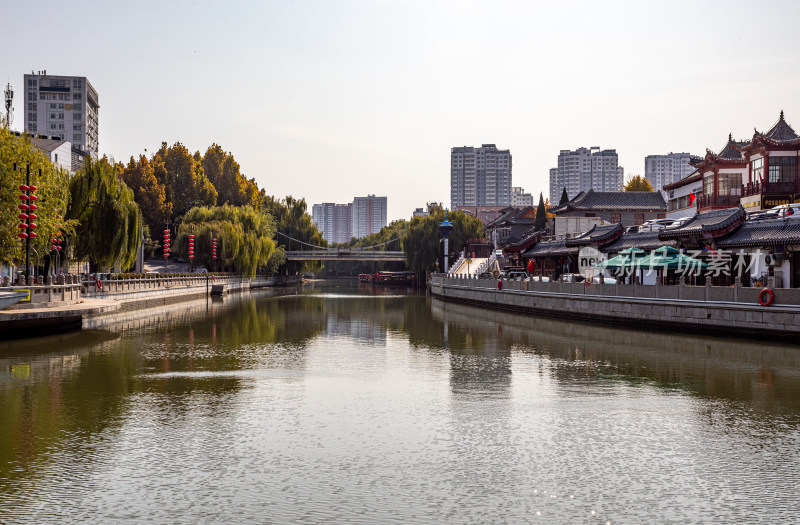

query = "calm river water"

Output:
[[1, 281, 800, 524]]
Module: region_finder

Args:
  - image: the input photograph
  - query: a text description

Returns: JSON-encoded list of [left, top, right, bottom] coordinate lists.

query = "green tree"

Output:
[[534, 192, 547, 231], [624, 175, 655, 192], [201, 144, 259, 208], [402, 208, 485, 280], [119, 155, 173, 235], [173, 204, 280, 278], [263, 195, 326, 274], [152, 142, 217, 218], [559, 187, 569, 206], [65, 157, 143, 271], [0, 128, 76, 268]]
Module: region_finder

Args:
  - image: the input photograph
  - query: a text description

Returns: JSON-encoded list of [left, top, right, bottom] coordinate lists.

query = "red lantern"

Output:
[[29, 232, 36, 238], [29, 195, 37, 201], [18, 223, 28, 229], [18, 213, 28, 220], [28, 203, 37, 210], [18, 232, 28, 239], [19, 195, 28, 201], [18, 185, 28, 191], [29, 185, 37, 192], [29, 223, 37, 229], [29, 213, 37, 220], [18, 204, 28, 210]]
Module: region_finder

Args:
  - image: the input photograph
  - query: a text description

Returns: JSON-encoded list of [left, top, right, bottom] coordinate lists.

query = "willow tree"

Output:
[[0, 128, 75, 267], [263, 195, 326, 274], [66, 157, 143, 271], [174, 204, 281, 278], [403, 209, 485, 280]]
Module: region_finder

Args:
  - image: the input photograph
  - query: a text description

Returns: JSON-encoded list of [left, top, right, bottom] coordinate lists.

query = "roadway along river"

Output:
[[1, 281, 800, 524]]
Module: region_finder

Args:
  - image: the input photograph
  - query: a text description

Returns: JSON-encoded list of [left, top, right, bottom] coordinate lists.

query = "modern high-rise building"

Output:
[[312, 203, 353, 244], [313, 195, 387, 242], [352, 195, 387, 238], [23, 71, 99, 157], [644, 152, 696, 192], [511, 186, 533, 207], [549, 147, 624, 204], [451, 144, 512, 208]]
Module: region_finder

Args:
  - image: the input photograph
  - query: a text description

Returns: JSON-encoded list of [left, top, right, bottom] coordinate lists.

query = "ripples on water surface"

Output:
[[1, 281, 800, 524]]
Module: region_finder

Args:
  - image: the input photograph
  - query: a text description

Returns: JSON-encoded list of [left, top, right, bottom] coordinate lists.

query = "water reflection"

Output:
[[0, 283, 799, 524]]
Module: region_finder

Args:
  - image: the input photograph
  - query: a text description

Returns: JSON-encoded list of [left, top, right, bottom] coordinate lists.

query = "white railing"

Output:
[[448, 253, 465, 275], [476, 252, 496, 275]]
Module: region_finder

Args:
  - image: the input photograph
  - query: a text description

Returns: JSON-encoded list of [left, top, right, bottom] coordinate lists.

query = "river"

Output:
[[1, 281, 799, 524]]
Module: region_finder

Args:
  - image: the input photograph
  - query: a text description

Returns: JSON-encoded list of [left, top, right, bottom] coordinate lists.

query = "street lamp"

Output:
[[438, 211, 454, 274]]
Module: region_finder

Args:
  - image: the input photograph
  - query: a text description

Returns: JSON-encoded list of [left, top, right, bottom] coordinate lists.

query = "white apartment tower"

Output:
[[549, 147, 624, 204], [312, 203, 353, 244], [23, 71, 99, 157], [352, 195, 387, 238], [644, 152, 695, 192], [451, 144, 512, 208]]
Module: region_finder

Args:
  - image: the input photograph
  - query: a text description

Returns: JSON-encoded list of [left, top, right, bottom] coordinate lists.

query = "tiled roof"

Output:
[[485, 206, 536, 227], [522, 239, 577, 258], [31, 137, 69, 154], [762, 111, 798, 143], [550, 189, 666, 214], [602, 232, 676, 253], [714, 134, 747, 160], [659, 206, 745, 240], [717, 218, 800, 248], [564, 223, 623, 247], [503, 230, 543, 253]]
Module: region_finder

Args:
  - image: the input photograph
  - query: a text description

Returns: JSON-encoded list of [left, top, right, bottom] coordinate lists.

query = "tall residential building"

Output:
[[451, 144, 512, 208], [644, 152, 696, 192], [23, 71, 99, 157], [312, 203, 352, 244], [511, 186, 533, 207], [352, 195, 387, 238], [549, 147, 624, 204]]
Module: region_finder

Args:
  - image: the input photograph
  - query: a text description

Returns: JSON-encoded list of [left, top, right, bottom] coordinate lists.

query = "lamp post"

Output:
[[16, 164, 39, 282], [438, 211, 454, 274]]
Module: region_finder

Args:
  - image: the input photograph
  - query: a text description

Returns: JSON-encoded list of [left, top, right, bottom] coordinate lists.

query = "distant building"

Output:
[[455, 205, 509, 225], [549, 147, 624, 205], [312, 203, 352, 244], [644, 152, 696, 193], [412, 202, 441, 218], [451, 144, 512, 208], [314, 195, 387, 242], [30, 136, 71, 171], [352, 195, 387, 238], [511, 186, 533, 207], [23, 71, 99, 158]]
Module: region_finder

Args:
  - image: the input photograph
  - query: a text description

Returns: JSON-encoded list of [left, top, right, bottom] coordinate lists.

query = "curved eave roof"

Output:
[[522, 240, 577, 258], [717, 219, 800, 248], [603, 232, 677, 253], [564, 223, 623, 247], [659, 206, 746, 240]]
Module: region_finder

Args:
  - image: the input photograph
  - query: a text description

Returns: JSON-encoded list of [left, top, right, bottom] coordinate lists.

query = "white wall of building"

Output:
[[549, 147, 623, 204]]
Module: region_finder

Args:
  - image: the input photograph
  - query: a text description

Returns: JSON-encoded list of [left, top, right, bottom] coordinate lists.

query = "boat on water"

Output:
[[358, 273, 373, 283], [373, 271, 416, 286]]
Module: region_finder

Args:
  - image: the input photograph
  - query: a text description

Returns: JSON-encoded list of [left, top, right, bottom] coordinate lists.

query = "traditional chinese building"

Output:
[[694, 112, 800, 213], [739, 111, 800, 211]]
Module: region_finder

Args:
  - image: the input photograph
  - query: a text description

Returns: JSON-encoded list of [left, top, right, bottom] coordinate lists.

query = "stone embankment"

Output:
[[429, 274, 800, 339]]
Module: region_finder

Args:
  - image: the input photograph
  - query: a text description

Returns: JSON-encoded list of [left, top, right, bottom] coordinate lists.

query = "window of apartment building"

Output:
[[73, 79, 82, 89], [28, 78, 37, 87], [73, 113, 81, 121], [39, 93, 45, 100], [73, 93, 81, 100], [610, 213, 621, 223], [634, 213, 645, 225]]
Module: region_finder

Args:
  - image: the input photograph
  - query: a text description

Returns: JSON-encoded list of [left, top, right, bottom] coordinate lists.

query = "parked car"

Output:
[[502, 268, 529, 280], [773, 203, 800, 219], [663, 217, 691, 229], [625, 225, 640, 234], [638, 218, 674, 232], [749, 209, 780, 221], [558, 273, 585, 283]]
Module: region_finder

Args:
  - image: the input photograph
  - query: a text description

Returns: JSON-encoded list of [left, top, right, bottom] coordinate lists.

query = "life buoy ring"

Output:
[[758, 287, 774, 307], [96, 278, 102, 290], [212, 275, 216, 282], [497, 279, 502, 290]]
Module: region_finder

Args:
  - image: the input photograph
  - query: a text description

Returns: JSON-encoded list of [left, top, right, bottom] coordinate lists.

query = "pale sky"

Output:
[[5, 0, 800, 221]]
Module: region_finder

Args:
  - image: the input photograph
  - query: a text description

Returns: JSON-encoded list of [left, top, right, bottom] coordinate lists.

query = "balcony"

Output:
[[697, 193, 740, 210], [742, 180, 800, 197]]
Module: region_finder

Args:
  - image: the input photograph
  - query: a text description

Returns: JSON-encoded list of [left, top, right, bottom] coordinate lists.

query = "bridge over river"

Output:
[[278, 231, 406, 262]]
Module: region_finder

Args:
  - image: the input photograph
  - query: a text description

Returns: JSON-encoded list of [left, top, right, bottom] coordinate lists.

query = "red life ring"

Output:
[[212, 275, 216, 282], [96, 278, 102, 290], [497, 279, 502, 290], [758, 288, 774, 307]]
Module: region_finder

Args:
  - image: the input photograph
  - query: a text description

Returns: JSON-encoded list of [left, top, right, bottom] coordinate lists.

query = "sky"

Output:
[[5, 0, 800, 222]]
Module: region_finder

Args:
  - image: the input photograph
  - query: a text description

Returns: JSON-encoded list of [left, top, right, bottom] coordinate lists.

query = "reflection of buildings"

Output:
[[325, 315, 386, 345], [430, 297, 800, 407]]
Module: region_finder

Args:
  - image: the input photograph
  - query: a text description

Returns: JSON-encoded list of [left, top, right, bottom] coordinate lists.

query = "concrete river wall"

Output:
[[429, 274, 800, 339]]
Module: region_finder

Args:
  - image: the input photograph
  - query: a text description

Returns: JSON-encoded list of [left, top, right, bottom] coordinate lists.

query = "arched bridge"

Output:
[[277, 232, 405, 262]]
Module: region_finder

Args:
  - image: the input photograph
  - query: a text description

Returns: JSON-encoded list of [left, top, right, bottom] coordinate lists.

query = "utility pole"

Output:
[[3, 82, 12, 128]]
